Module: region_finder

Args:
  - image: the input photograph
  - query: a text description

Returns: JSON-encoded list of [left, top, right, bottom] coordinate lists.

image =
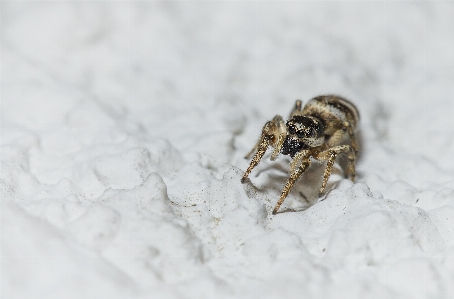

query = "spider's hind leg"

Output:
[[326, 125, 357, 181], [315, 145, 353, 196], [241, 115, 286, 183], [289, 99, 303, 119], [343, 122, 358, 181]]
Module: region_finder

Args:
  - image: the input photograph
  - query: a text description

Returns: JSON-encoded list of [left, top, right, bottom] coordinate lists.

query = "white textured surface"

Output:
[[2, 2, 454, 299]]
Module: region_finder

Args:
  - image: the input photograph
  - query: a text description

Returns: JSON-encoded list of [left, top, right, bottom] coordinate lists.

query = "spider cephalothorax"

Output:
[[241, 95, 359, 214], [282, 115, 325, 157]]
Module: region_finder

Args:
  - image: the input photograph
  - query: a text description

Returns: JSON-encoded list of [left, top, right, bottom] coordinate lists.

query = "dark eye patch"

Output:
[[296, 129, 309, 138]]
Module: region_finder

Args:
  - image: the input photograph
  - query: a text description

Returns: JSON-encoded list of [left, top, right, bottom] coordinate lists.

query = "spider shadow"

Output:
[[252, 158, 345, 213]]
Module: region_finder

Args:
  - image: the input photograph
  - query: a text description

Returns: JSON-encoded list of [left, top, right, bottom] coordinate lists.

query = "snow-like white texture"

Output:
[[2, 2, 454, 299]]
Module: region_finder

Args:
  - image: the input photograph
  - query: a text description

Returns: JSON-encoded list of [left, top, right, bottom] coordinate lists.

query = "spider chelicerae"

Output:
[[241, 95, 359, 214]]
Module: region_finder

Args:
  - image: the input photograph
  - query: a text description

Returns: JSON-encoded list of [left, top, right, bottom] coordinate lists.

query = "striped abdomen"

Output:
[[302, 95, 359, 134]]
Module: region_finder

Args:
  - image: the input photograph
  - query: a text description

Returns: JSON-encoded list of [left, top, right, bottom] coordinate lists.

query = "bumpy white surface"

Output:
[[2, 2, 454, 299]]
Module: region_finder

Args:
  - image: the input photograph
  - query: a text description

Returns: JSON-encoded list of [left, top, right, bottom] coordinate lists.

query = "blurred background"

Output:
[[2, 1, 454, 170], [2, 1, 454, 298]]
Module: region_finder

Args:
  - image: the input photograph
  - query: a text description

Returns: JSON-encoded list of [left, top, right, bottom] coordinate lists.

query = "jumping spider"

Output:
[[241, 95, 359, 214]]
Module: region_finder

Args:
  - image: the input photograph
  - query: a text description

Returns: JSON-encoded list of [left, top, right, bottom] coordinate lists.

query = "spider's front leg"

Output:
[[315, 144, 354, 196], [272, 150, 311, 215], [241, 115, 286, 183]]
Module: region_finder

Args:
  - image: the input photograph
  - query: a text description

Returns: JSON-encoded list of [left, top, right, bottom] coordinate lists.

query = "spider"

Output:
[[241, 95, 359, 214]]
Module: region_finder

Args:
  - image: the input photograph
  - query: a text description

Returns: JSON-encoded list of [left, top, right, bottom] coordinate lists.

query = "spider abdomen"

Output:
[[302, 95, 359, 135]]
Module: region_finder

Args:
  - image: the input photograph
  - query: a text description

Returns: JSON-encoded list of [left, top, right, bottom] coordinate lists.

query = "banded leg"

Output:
[[272, 153, 311, 215], [241, 115, 285, 183], [289, 149, 310, 174], [343, 121, 358, 154], [343, 122, 358, 181], [326, 127, 357, 181], [315, 145, 352, 196]]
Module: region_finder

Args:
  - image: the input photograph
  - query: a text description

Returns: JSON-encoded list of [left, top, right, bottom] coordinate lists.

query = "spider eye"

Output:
[[296, 130, 308, 138], [287, 123, 296, 135]]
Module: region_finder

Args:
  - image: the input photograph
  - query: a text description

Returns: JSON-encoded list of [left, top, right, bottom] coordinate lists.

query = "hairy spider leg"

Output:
[[272, 150, 311, 215], [326, 122, 357, 181], [270, 132, 286, 161], [343, 122, 358, 181], [241, 115, 286, 183], [289, 149, 311, 174], [289, 99, 303, 119], [315, 144, 353, 196]]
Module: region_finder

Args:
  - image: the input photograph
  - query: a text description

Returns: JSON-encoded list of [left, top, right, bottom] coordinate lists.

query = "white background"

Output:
[[2, 1, 454, 298]]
